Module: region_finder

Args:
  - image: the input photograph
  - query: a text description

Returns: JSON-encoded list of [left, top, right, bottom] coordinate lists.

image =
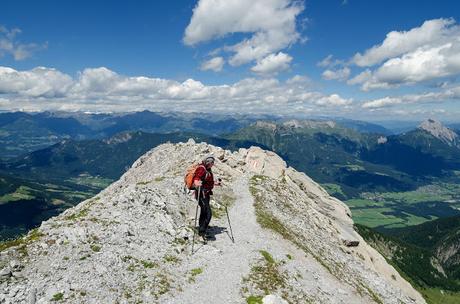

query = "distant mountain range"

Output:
[[0, 110, 414, 159], [1, 113, 460, 239], [0, 111, 261, 158]]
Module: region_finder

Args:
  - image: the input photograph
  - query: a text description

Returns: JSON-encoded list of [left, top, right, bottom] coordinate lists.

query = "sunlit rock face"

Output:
[[0, 140, 425, 304]]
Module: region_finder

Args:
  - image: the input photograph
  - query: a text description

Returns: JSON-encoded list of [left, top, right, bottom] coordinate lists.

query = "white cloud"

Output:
[[317, 54, 344, 68], [251, 52, 292, 75], [322, 67, 351, 81], [200, 57, 225, 72], [0, 66, 73, 97], [315, 94, 352, 106], [184, 0, 303, 68], [0, 66, 353, 115], [0, 25, 46, 60], [352, 18, 457, 67], [362, 87, 460, 109], [345, 18, 460, 90], [286, 74, 310, 85]]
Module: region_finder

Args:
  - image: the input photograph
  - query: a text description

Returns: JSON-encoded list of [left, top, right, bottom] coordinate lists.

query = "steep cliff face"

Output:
[[418, 119, 459, 146], [0, 140, 425, 304]]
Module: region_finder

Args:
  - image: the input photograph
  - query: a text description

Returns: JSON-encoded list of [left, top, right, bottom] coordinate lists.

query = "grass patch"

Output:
[[212, 191, 236, 219], [79, 254, 91, 261], [242, 249, 286, 297], [152, 273, 171, 298], [163, 255, 180, 264], [0, 228, 44, 253], [141, 260, 158, 269], [191, 268, 203, 276], [259, 250, 275, 264], [249, 176, 339, 278], [246, 295, 263, 304], [136, 181, 151, 186], [65, 208, 89, 221], [90, 244, 101, 252], [51, 293, 64, 301]]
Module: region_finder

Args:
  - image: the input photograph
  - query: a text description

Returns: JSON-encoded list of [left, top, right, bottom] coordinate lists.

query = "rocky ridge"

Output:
[[418, 119, 459, 146], [0, 140, 425, 303]]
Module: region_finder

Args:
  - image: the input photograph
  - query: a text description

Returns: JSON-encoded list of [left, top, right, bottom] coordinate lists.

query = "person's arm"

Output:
[[193, 166, 206, 187]]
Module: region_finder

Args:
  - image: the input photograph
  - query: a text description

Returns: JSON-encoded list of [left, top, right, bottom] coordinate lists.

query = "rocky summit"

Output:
[[419, 118, 459, 145], [0, 140, 425, 304]]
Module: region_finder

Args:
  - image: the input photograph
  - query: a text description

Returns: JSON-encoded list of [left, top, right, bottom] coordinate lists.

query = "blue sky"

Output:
[[1, 0, 460, 121]]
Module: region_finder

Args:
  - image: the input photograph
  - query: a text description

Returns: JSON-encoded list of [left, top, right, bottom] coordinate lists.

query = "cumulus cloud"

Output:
[[341, 18, 460, 90], [251, 52, 292, 75], [0, 66, 353, 115], [0, 25, 46, 60], [200, 57, 225, 72], [322, 67, 351, 81], [362, 87, 460, 109], [0, 66, 73, 97], [352, 18, 457, 67], [317, 55, 344, 68], [184, 0, 303, 69], [315, 94, 352, 106]]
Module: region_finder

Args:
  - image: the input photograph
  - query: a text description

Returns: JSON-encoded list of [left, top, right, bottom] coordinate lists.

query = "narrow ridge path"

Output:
[[165, 174, 366, 304]]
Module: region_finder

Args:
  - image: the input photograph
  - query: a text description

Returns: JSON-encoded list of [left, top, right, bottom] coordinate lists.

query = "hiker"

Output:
[[193, 156, 217, 237]]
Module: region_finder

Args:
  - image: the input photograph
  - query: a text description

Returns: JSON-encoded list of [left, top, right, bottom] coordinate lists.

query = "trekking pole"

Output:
[[191, 186, 201, 254], [225, 205, 235, 243]]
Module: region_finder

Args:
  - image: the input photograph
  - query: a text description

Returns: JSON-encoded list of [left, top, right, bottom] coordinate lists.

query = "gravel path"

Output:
[[165, 174, 368, 304]]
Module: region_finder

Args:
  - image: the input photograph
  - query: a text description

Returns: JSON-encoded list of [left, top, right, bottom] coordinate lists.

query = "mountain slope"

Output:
[[384, 215, 460, 279], [0, 141, 424, 303]]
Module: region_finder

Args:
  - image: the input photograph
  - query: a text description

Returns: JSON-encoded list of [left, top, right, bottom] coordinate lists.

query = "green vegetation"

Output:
[[153, 272, 171, 298], [347, 182, 460, 229], [67, 175, 112, 188], [321, 183, 346, 198], [136, 181, 151, 186], [213, 191, 236, 219], [0, 185, 35, 203], [246, 295, 263, 304], [141, 260, 158, 269], [243, 250, 286, 296], [51, 293, 64, 301], [188, 267, 204, 283], [79, 254, 91, 261], [191, 268, 203, 276], [163, 255, 180, 264], [90, 244, 101, 252], [420, 288, 460, 304], [0, 228, 44, 253], [355, 223, 460, 304], [259, 250, 275, 264], [65, 208, 90, 221]]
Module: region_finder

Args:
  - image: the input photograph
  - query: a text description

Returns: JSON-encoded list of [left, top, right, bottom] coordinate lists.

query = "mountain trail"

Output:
[[167, 174, 368, 304]]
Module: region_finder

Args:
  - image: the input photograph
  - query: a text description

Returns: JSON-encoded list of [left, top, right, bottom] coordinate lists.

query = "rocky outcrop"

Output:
[[419, 119, 458, 145], [0, 140, 425, 303]]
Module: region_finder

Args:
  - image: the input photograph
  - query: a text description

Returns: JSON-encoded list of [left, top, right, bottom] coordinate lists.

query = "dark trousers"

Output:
[[197, 191, 212, 233]]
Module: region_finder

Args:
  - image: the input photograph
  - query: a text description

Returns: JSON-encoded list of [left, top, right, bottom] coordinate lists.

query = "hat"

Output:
[[203, 155, 215, 165]]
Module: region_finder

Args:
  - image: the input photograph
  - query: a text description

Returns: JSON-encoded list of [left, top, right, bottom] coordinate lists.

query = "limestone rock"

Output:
[[0, 141, 425, 304]]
